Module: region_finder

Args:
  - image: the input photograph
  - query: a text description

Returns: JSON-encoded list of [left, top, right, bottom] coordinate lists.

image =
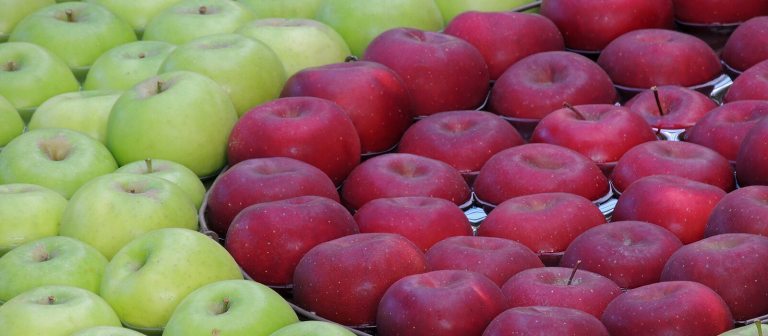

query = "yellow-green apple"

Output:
[[623, 85, 718, 131], [28, 90, 121, 144], [237, 18, 350, 77], [483, 306, 610, 336], [58, 173, 198, 259], [225, 196, 358, 287], [142, 0, 253, 45], [106, 71, 238, 178], [736, 117, 768, 186], [0, 94, 23, 147], [100, 228, 243, 330], [435, 0, 538, 24], [315, 0, 443, 57], [686, 101, 768, 162], [163, 280, 298, 336], [0, 285, 121, 336], [292, 233, 427, 326], [673, 0, 768, 25], [238, 0, 322, 19], [0, 184, 67, 255], [9, 1, 137, 80], [83, 40, 176, 91], [159, 33, 286, 116], [0, 236, 107, 302], [0, 0, 54, 42], [114, 158, 206, 210], [705, 186, 768, 237], [721, 17, 768, 74], [72, 326, 147, 336], [269, 321, 356, 336], [719, 322, 766, 336], [84, 0, 183, 37], [226, 96, 360, 185], [0, 128, 118, 198], [363, 28, 489, 117]]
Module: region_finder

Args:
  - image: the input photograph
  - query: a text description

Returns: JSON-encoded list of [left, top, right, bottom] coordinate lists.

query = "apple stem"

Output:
[[222, 298, 230, 313], [757, 320, 763, 336], [345, 55, 359, 62], [47, 296, 56, 305], [145, 158, 153, 174], [138, 52, 146, 59], [3, 61, 17, 72], [156, 80, 165, 94], [567, 260, 582, 286], [651, 86, 665, 117], [563, 102, 587, 120], [64, 9, 74, 22], [198, 6, 208, 15]]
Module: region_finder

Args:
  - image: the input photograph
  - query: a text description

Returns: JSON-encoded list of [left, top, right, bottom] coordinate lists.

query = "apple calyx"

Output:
[[64, 9, 75, 23], [567, 260, 583, 286], [138, 52, 147, 59], [47, 295, 56, 305], [345, 55, 359, 62], [651, 86, 665, 117], [198, 6, 208, 15], [144, 158, 154, 174], [563, 102, 588, 120], [2, 61, 17, 72]]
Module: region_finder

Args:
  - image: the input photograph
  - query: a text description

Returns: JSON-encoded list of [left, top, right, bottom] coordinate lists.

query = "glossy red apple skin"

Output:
[[280, 60, 413, 155], [624, 85, 718, 130], [611, 140, 735, 193], [354, 196, 472, 252], [397, 110, 525, 177], [540, 0, 674, 52], [362, 27, 489, 117], [661, 233, 768, 321], [724, 60, 768, 102], [483, 306, 610, 336], [601, 281, 733, 336], [225, 196, 358, 287], [673, 0, 768, 24], [477, 192, 606, 255], [705, 186, 768, 237], [501, 266, 622, 319], [205, 157, 341, 237], [559, 220, 683, 289], [473, 143, 610, 206], [443, 11, 564, 80], [425, 236, 544, 287], [489, 51, 617, 120], [292, 233, 427, 326], [736, 117, 768, 186], [721, 16, 768, 72], [340, 153, 471, 211], [376, 270, 507, 336], [686, 100, 768, 162], [226, 96, 361, 185], [612, 175, 726, 244]]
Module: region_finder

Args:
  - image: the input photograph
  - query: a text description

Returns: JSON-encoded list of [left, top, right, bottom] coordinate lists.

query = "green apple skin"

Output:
[[59, 173, 198, 259], [84, 0, 184, 37], [83, 40, 176, 91], [237, 18, 350, 77], [106, 71, 238, 178], [164, 280, 299, 336], [143, 0, 254, 45], [72, 326, 148, 336], [0, 128, 118, 198], [0, 0, 55, 42], [28, 90, 121, 144], [0, 236, 107, 303], [719, 323, 764, 335], [0, 94, 23, 147], [0, 285, 121, 336], [0, 42, 80, 121], [9, 2, 137, 80], [315, 0, 444, 56], [100, 228, 243, 330], [0, 184, 67, 255], [434, 0, 537, 23], [238, 0, 322, 19], [114, 159, 206, 210], [269, 321, 357, 336]]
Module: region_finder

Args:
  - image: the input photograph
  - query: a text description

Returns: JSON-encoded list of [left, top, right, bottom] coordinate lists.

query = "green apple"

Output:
[[100, 228, 243, 330], [164, 280, 298, 336], [0, 42, 80, 122], [0, 94, 23, 147], [0, 184, 67, 255], [114, 158, 206, 210], [238, 0, 322, 19], [237, 18, 350, 77], [0, 0, 54, 42], [719, 321, 764, 335], [106, 71, 238, 178], [59, 173, 198, 259], [0, 128, 118, 198], [0, 236, 107, 303], [269, 321, 357, 336], [9, 2, 137, 80], [0, 285, 121, 336], [159, 33, 286, 116], [434, 0, 537, 23], [315, 0, 444, 56], [84, 0, 184, 37], [72, 326, 147, 336], [143, 0, 254, 45], [83, 40, 176, 91], [28, 90, 121, 144]]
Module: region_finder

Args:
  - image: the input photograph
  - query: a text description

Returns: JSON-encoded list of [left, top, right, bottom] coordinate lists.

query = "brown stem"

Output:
[[47, 296, 56, 304], [563, 102, 587, 120], [156, 80, 164, 94], [198, 6, 208, 15], [651, 86, 665, 116], [65, 9, 74, 22], [567, 260, 582, 286], [221, 298, 230, 313], [344, 55, 359, 62], [144, 158, 153, 174]]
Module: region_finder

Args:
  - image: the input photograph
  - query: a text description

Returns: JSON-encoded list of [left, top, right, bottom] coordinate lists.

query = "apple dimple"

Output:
[[38, 135, 72, 162], [439, 119, 476, 133], [55, 9, 78, 23], [520, 153, 564, 170], [30, 243, 53, 263], [209, 298, 231, 315], [388, 160, 428, 178]]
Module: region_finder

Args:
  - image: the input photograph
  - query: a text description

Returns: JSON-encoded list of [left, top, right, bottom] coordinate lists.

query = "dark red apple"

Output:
[[736, 116, 768, 186], [721, 16, 768, 73], [673, 0, 768, 25], [686, 100, 768, 162], [724, 60, 768, 102], [705, 186, 768, 237], [624, 85, 718, 130], [482, 306, 610, 336]]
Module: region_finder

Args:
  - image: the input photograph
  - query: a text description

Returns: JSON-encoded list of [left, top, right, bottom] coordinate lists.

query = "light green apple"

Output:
[[9, 2, 137, 80], [0, 128, 118, 198], [159, 33, 286, 116], [83, 40, 176, 91], [434, 0, 538, 23], [0, 94, 23, 147], [72, 326, 147, 336], [0, 184, 67, 255], [0, 0, 55, 42], [100, 228, 243, 330], [0, 236, 107, 303], [238, 0, 322, 19], [0, 42, 80, 122], [315, 0, 444, 56], [719, 321, 764, 335], [0, 285, 121, 336], [143, 0, 254, 45], [269, 321, 357, 336], [28, 90, 121, 144], [106, 71, 238, 178], [237, 18, 350, 77], [58, 173, 198, 259], [114, 158, 206, 210], [84, 0, 184, 37], [164, 280, 298, 336]]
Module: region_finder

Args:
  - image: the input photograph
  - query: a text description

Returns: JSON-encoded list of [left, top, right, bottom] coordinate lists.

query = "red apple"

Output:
[[482, 306, 610, 336], [279, 60, 413, 155], [425, 236, 544, 287], [376, 269, 507, 336], [624, 85, 718, 131], [673, 0, 768, 25], [736, 116, 768, 186], [686, 100, 768, 162], [705, 186, 768, 237], [362, 27, 489, 117], [724, 60, 768, 102], [721, 16, 768, 73]]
